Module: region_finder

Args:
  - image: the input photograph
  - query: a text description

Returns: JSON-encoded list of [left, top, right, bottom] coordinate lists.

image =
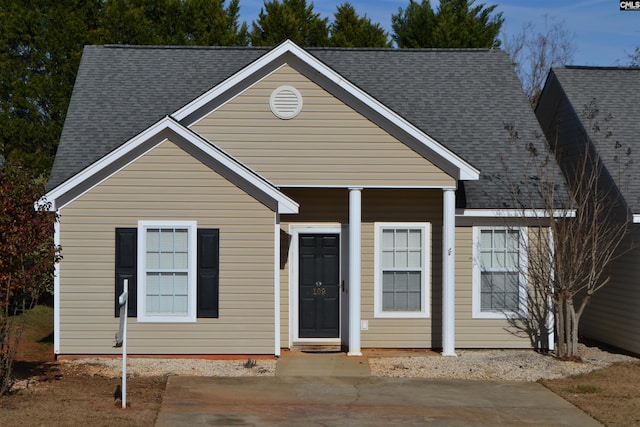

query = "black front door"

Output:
[[299, 234, 340, 338]]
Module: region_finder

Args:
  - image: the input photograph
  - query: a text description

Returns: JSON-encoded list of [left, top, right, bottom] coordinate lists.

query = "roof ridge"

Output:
[[101, 44, 269, 51], [98, 44, 497, 53], [562, 65, 640, 71], [308, 47, 497, 52]]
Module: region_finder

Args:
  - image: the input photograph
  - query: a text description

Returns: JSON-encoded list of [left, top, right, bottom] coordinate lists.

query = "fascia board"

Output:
[[173, 40, 479, 181], [45, 116, 298, 214], [456, 209, 577, 218]]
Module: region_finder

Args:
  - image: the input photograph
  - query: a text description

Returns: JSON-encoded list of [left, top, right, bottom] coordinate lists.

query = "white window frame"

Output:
[[137, 220, 197, 323], [374, 222, 431, 319], [472, 226, 528, 319]]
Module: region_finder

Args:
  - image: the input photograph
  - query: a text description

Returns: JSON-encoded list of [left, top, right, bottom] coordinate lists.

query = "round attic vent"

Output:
[[270, 86, 303, 119]]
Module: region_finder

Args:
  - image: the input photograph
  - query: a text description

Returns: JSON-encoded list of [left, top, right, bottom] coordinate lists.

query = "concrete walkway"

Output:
[[275, 351, 370, 377], [155, 353, 602, 427]]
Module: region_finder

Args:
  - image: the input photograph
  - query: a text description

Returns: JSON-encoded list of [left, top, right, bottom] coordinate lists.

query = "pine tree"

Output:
[[0, 0, 101, 174], [391, 0, 437, 48], [183, 0, 249, 46], [329, 3, 391, 48], [249, 0, 329, 47], [392, 0, 503, 49]]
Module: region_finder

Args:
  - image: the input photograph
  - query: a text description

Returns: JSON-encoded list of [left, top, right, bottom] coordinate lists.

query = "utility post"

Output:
[[114, 278, 128, 409]]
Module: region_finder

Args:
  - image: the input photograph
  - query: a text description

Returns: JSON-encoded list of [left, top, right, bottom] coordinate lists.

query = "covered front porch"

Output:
[[277, 187, 458, 356]]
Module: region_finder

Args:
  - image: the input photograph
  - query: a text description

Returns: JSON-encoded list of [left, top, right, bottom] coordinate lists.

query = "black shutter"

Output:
[[115, 228, 137, 317], [197, 228, 219, 318]]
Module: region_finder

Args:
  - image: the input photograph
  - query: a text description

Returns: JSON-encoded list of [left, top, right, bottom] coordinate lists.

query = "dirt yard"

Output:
[[0, 362, 165, 427], [541, 362, 640, 426], [0, 305, 164, 426]]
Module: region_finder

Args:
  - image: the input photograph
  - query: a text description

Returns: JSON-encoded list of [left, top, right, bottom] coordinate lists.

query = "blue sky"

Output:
[[238, 0, 640, 66]]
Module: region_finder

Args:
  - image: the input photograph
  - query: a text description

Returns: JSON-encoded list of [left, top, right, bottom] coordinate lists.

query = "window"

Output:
[[144, 227, 191, 317], [473, 227, 527, 319], [374, 223, 430, 318], [115, 223, 220, 322], [139, 221, 196, 322]]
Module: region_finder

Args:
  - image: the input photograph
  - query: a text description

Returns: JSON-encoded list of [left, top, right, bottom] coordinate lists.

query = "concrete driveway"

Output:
[[155, 353, 602, 427], [155, 376, 602, 426]]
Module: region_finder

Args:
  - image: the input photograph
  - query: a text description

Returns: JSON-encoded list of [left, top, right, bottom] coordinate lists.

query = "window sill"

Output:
[[472, 310, 526, 320], [136, 315, 196, 323], [374, 311, 430, 319]]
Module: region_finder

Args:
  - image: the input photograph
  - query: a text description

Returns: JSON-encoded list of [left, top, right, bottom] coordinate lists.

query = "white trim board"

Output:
[[53, 219, 61, 355], [457, 209, 576, 218]]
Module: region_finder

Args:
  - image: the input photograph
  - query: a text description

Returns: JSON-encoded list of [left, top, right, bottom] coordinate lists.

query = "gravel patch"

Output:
[[61, 344, 638, 382], [369, 344, 638, 381], [63, 357, 276, 378]]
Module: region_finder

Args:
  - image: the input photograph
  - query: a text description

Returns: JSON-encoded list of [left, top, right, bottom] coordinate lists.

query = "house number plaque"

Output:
[[313, 287, 327, 296]]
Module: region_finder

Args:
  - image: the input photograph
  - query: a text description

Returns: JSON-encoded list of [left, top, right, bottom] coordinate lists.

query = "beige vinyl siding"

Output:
[[581, 225, 640, 354], [58, 140, 276, 355], [279, 189, 443, 349], [192, 64, 454, 188], [454, 227, 535, 349]]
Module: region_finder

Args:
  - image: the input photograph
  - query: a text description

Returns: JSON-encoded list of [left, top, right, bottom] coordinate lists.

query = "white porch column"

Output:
[[442, 188, 457, 356], [348, 188, 362, 356]]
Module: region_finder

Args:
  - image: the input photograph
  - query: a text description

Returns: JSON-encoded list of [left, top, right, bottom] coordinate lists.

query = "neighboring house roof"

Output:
[[536, 66, 640, 214], [49, 41, 556, 209]]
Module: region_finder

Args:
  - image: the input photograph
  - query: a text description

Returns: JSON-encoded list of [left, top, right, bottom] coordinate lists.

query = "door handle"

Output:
[[315, 281, 322, 287]]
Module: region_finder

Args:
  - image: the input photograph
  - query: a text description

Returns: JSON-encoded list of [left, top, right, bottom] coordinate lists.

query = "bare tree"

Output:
[[500, 101, 631, 359], [504, 16, 576, 106], [624, 46, 640, 67]]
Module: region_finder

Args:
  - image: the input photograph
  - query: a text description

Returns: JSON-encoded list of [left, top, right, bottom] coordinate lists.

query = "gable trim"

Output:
[[173, 40, 479, 181], [44, 116, 299, 214]]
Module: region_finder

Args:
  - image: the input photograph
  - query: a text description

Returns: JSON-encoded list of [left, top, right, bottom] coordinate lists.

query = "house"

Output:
[[536, 66, 640, 355], [45, 40, 561, 357]]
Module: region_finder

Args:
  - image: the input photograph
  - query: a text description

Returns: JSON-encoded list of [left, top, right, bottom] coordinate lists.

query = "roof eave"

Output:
[[456, 208, 577, 218]]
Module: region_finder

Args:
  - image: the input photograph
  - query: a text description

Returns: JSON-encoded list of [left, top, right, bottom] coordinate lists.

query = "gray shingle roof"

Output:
[[50, 44, 558, 209], [545, 66, 640, 213]]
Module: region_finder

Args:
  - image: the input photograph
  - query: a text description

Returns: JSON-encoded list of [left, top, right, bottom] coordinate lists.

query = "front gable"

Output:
[[191, 63, 455, 188], [45, 117, 298, 214], [175, 40, 479, 184]]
